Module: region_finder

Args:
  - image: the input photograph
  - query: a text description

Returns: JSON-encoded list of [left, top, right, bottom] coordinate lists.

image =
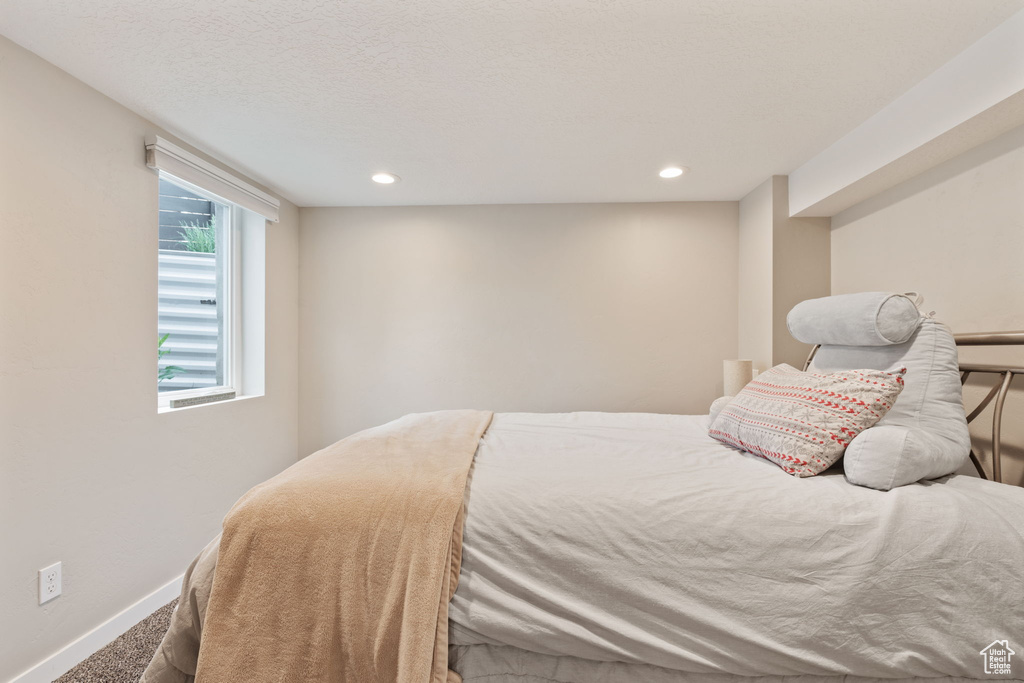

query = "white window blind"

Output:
[[145, 135, 280, 222]]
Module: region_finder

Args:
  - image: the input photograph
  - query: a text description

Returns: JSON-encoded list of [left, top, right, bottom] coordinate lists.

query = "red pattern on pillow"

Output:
[[709, 364, 905, 477]]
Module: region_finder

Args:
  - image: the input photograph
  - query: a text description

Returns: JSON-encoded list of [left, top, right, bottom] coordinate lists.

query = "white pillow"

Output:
[[810, 319, 971, 490], [709, 364, 906, 477], [708, 396, 732, 424]]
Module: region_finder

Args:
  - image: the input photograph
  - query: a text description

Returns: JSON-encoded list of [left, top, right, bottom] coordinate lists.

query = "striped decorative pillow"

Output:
[[708, 363, 906, 477]]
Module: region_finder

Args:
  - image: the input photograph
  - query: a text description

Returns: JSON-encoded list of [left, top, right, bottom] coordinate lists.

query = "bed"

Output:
[[142, 295, 1024, 683], [448, 410, 1023, 682]]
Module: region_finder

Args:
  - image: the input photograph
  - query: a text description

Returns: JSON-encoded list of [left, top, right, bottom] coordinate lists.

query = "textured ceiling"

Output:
[[2, 0, 1022, 206]]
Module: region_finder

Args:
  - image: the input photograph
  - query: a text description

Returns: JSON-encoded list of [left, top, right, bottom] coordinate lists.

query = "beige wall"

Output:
[[737, 178, 775, 373], [298, 202, 738, 453], [771, 176, 830, 369], [0, 36, 299, 680], [738, 176, 830, 375], [831, 124, 1024, 486]]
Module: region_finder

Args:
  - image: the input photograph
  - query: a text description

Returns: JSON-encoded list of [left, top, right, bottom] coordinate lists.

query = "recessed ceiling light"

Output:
[[372, 172, 399, 184], [659, 166, 687, 179]]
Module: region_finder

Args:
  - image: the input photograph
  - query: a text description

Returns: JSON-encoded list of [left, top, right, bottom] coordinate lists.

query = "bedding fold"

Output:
[[185, 409, 492, 683]]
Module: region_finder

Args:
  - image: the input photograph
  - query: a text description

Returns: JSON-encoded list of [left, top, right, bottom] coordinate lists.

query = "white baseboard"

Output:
[[7, 574, 183, 683]]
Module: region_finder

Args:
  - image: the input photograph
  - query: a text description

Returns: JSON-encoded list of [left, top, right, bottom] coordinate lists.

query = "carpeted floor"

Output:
[[55, 599, 176, 683]]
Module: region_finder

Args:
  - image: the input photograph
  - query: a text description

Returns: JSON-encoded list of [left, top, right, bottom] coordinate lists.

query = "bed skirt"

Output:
[[451, 644, 1024, 683]]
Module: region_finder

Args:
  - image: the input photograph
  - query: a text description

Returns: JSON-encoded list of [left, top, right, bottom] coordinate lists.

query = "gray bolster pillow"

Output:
[[788, 292, 922, 346]]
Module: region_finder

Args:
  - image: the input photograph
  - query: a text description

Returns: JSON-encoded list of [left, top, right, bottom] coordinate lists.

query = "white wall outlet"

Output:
[[38, 561, 62, 605]]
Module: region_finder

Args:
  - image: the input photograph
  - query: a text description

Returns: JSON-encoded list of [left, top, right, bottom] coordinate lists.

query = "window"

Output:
[[146, 135, 278, 410], [157, 177, 238, 405]]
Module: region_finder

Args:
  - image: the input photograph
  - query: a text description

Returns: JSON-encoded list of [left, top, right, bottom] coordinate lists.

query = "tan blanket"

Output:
[[143, 410, 492, 683]]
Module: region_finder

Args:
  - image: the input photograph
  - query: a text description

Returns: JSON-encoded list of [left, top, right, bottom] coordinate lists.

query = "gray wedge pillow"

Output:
[[806, 318, 971, 490], [788, 292, 922, 347]]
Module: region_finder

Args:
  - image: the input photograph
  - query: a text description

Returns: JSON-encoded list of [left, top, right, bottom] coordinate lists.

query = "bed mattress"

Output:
[[448, 412, 1024, 680]]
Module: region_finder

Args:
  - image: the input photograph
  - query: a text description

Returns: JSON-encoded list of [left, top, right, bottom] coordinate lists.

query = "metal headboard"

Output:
[[802, 331, 1024, 484], [955, 331, 1024, 483]]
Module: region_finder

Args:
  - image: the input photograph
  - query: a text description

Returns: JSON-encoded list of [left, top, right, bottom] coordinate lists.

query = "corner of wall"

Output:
[[738, 176, 830, 373], [772, 176, 830, 367], [738, 178, 776, 373]]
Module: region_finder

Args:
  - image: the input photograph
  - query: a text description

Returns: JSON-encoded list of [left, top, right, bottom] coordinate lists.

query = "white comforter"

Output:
[[449, 412, 1024, 679]]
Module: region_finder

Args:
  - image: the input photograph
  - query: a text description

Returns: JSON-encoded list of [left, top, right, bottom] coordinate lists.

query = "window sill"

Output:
[[158, 393, 261, 414]]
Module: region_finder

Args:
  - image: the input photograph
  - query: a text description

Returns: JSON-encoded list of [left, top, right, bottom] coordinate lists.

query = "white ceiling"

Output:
[[2, 0, 1022, 206]]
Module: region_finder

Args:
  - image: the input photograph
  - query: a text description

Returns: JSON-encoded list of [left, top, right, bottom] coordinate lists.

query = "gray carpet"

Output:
[[55, 599, 176, 683]]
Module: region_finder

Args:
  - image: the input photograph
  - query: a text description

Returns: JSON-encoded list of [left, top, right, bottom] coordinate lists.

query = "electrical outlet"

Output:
[[38, 562, 61, 605]]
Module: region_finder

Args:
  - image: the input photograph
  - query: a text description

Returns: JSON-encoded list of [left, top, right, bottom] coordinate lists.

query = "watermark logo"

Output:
[[980, 640, 1015, 676]]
